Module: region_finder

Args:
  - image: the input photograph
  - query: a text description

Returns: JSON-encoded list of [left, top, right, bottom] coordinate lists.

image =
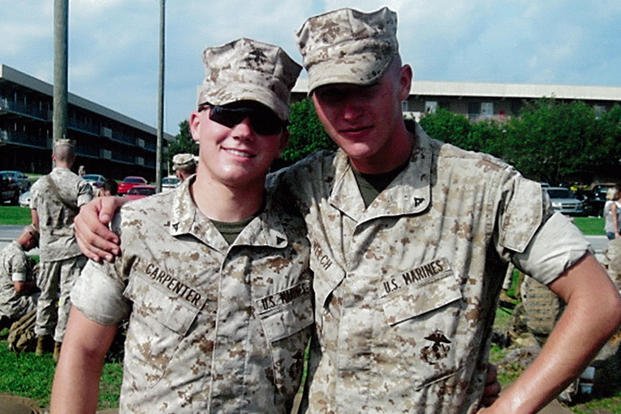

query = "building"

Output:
[[292, 78, 621, 121], [0, 64, 172, 181]]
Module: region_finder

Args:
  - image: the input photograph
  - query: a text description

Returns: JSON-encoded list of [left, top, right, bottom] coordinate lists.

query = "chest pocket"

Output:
[[380, 258, 463, 326], [124, 274, 203, 335], [254, 279, 314, 397], [123, 274, 205, 387], [255, 279, 314, 342]]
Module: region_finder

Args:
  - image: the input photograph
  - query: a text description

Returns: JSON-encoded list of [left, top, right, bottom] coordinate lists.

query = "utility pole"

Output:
[[53, 0, 68, 153], [155, 0, 165, 191]]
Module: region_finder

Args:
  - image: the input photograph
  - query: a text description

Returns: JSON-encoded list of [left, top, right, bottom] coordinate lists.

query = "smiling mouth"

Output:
[[224, 148, 255, 158]]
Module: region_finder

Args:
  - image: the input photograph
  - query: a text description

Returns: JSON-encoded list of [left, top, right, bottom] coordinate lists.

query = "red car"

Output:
[[117, 176, 148, 195], [124, 184, 156, 201]]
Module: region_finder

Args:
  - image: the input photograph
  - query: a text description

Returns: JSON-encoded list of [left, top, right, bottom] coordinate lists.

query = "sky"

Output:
[[1, 0, 620, 135]]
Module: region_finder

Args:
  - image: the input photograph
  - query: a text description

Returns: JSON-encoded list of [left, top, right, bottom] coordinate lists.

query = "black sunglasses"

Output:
[[199, 103, 287, 136]]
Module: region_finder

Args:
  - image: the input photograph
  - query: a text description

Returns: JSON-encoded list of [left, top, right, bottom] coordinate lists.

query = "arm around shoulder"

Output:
[[74, 196, 128, 262]]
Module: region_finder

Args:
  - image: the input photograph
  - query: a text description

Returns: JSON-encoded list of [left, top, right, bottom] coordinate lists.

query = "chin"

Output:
[[341, 143, 377, 159]]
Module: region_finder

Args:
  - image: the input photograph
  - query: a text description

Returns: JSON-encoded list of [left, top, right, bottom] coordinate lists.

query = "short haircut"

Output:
[[53, 142, 75, 163], [103, 178, 118, 196], [22, 224, 39, 243]]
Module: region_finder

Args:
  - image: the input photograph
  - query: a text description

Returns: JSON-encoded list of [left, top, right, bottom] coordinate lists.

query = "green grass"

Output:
[[0, 337, 122, 410], [0, 206, 31, 225], [572, 217, 605, 236]]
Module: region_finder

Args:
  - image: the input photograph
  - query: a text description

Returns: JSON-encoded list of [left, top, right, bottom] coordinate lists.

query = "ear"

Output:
[[189, 111, 202, 143], [398, 64, 413, 101], [278, 130, 289, 153]]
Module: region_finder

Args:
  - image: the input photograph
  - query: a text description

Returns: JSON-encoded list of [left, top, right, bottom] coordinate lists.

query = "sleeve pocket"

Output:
[[498, 178, 543, 253]]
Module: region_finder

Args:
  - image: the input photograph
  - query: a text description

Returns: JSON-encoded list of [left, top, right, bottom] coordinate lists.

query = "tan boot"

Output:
[[35, 335, 52, 356], [53, 342, 62, 362]]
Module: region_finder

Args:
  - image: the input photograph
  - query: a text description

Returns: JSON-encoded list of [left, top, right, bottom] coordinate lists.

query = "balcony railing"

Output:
[[0, 97, 49, 121], [111, 151, 135, 164], [69, 119, 99, 136], [76, 144, 100, 158], [0, 129, 50, 149]]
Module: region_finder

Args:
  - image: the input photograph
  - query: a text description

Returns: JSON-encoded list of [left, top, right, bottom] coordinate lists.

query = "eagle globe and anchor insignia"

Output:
[[420, 329, 451, 365]]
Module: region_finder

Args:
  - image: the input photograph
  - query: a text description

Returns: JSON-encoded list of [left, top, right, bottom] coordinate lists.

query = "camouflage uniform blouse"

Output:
[[0, 241, 36, 319], [277, 122, 589, 413], [71, 179, 313, 413], [30, 167, 93, 262]]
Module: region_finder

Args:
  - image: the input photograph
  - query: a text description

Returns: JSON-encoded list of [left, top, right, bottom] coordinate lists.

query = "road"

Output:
[[0, 225, 39, 255]]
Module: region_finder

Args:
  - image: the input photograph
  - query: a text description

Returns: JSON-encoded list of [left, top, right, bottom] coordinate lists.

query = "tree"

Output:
[[592, 104, 621, 180], [167, 120, 198, 170], [419, 108, 471, 148], [281, 98, 335, 163], [504, 100, 602, 184]]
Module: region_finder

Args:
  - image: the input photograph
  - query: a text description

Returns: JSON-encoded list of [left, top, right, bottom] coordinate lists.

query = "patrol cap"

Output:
[[296, 7, 399, 93], [53, 138, 75, 149], [197, 38, 302, 121], [172, 153, 197, 171]]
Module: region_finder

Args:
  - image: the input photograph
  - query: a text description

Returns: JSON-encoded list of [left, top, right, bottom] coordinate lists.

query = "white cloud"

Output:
[[1, 0, 619, 133]]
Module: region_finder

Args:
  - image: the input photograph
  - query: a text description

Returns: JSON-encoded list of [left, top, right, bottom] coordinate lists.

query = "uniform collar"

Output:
[[11, 240, 24, 251], [329, 122, 432, 223], [169, 176, 288, 251]]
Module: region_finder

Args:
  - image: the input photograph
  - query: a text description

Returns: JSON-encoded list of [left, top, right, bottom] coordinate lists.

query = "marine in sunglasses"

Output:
[[51, 38, 313, 413]]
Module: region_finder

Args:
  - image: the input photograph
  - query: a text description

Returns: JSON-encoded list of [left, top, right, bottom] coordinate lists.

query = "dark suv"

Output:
[[0, 171, 21, 205], [580, 184, 616, 217], [0, 170, 31, 193]]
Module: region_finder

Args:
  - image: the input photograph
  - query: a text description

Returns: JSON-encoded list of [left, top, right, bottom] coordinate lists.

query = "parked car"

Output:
[[579, 183, 616, 217], [0, 170, 31, 193], [124, 184, 156, 201], [545, 187, 584, 216], [117, 176, 148, 195], [161, 175, 180, 192], [82, 174, 107, 190], [0, 171, 21, 205]]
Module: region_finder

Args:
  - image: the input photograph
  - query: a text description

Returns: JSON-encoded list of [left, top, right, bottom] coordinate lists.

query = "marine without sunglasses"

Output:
[[199, 103, 287, 135]]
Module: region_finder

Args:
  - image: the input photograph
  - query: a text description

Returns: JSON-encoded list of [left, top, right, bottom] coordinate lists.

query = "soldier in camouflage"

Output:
[[30, 139, 93, 358], [70, 7, 620, 414], [50, 38, 313, 413], [172, 153, 197, 182], [0, 225, 39, 329], [275, 7, 620, 413]]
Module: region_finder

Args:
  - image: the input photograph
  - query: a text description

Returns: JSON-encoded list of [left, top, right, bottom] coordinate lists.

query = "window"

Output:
[[468, 102, 480, 116], [425, 101, 438, 114], [593, 105, 606, 119], [481, 102, 494, 117]]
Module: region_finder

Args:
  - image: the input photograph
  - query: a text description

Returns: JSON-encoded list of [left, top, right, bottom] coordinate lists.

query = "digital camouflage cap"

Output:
[[296, 7, 399, 93], [197, 38, 302, 121], [172, 153, 196, 171], [53, 138, 74, 150]]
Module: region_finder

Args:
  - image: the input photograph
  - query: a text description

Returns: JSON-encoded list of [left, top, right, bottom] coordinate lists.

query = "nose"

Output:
[[230, 116, 254, 140], [341, 97, 363, 121]]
